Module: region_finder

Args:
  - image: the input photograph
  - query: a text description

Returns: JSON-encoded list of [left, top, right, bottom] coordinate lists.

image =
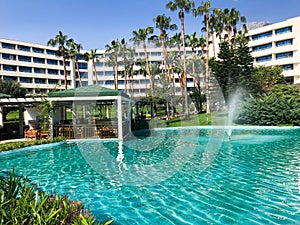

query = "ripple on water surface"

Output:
[[0, 127, 300, 224]]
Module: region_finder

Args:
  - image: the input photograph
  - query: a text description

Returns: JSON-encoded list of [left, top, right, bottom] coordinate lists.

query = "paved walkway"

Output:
[[0, 138, 25, 144]]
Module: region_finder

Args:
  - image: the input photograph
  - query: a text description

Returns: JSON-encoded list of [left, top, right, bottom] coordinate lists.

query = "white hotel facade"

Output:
[[0, 16, 300, 96]]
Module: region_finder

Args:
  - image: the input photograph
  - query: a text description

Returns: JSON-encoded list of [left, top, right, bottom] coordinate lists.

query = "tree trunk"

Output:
[[75, 58, 82, 87], [205, 13, 211, 114], [93, 60, 98, 85], [181, 12, 189, 119]]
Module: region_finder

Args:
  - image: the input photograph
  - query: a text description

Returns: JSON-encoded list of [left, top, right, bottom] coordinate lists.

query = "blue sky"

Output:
[[1, 0, 299, 50]]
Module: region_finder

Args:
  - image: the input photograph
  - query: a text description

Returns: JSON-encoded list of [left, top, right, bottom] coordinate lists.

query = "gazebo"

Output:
[[47, 85, 132, 140]]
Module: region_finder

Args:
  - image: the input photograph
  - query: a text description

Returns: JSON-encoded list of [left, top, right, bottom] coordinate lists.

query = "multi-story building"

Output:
[[1, 16, 300, 96], [247, 16, 300, 88], [0, 38, 200, 97], [0, 38, 76, 94]]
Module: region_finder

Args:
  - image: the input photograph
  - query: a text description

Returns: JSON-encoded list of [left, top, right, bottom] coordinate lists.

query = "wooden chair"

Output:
[[24, 129, 39, 141]]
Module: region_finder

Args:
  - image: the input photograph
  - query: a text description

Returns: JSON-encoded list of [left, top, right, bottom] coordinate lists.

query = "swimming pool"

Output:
[[0, 127, 300, 224]]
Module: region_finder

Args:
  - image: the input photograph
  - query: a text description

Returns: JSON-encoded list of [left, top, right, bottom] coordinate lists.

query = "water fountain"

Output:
[[226, 90, 243, 139]]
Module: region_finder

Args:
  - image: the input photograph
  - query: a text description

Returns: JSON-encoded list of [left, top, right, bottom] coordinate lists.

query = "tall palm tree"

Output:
[[194, 0, 211, 113], [47, 31, 70, 89], [222, 8, 232, 42], [82, 49, 98, 85], [67, 39, 83, 87], [230, 8, 247, 48], [153, 14, 177, 74], [105, 40, 122, 90], [198, 34, 206, 56], [130, 26, 154, 93], [185, 32, 199, 82], [166, 0, 195, 119], [213, 8, 225, 44]]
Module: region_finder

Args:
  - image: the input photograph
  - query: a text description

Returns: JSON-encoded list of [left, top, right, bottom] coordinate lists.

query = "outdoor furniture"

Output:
[[24, 129, 39, 141], [39, 130, 50, 139]]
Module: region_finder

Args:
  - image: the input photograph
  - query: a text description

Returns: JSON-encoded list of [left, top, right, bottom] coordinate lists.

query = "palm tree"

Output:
[[230, 8, 247, 48], [222, 8, 232, 42], [185, 32, 199, 82], [193, 0, 211, 113], [47, 31, 70, 89], [166, 0, 195, 119], [198, 34, 206, 56], [67, 39, 83, 87], [130, 27, 154, 93], [82, 49, 98, 85], [213, 8, 225, 44], [153, 14, 178, 74], [105, 40, 122, 90]]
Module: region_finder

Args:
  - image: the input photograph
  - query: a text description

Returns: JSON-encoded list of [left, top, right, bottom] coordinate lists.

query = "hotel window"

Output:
[[140, 79, 150, 84], [151, 52, 161, 56], [61, 80, 71, 85], [20, 77, 32, 83], [35, 78, 46, 84], [105, 71, 114, 76], [275, 39, 293, 47], [281, 64, 294, 71], [252, 43, 272, 52], [19, 66, 32, 73], [3, 65, 17, 71], [105, 80, 114, 85], [96, 54, 103, 57], [1, 43, 16, 49], [33, 57, 45, 64], [59, 60, 70, 67], [18, 45, 31, 52], [118, 80, 124, 85], [78, 62, 88, 69], [139, 52, 145, 57], [80, 72, 88, 78], [2, 53, 16, 60], [34, 68, 46, 74], [3, 76, 17, 81], [47, 59, 58, 65], [59, 70, 71, 76], [96, 62, 104, 67], [18, 55, 31, 62], [252, 31, 272, 41], [46, 49, 57, 55], [275, 26, 292, 35], [97, 81, 104, 85], [48, 79, 58, 85], [96, 72, 104, 76], [48, 69, 59, 75], [32, 47, 44, 53], [187, 78, 193, 83], [255, 55, 272, 62], [276, 51, 293, 59], [285, 76, 294, 84]]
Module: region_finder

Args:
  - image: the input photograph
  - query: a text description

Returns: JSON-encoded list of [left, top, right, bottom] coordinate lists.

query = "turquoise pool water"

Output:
[[0, 127, 300, 224]]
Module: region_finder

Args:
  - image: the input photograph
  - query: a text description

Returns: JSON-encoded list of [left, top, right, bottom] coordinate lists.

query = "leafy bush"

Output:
[[0, 137, 65, 152], [0, 169, 114, 225], [236, 85, 300, 126]]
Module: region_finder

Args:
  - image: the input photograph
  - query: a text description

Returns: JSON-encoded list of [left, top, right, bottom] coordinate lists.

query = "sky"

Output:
[[1, 0, 300, 50]]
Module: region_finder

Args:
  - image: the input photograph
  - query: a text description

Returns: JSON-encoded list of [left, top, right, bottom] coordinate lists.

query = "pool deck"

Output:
[[0, 138, 25, 144]]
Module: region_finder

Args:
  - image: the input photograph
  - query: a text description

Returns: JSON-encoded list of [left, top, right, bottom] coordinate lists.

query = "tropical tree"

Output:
[[230, 8, 247, 47], [82, 49, 98, 85], [66, 39, 83, 87], [193, 0, 211, 113], [47, 31, 70, 89], [166, 0, 195, 119], [153, 14, 178, 74], [130, 26, 154, 93], [105, 40, 122, 90], [0, 79, 27, 97]]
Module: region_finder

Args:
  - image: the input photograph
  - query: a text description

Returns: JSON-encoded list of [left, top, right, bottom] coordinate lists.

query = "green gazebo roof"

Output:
[[48, 85, 128, 98], [0, 93, 11, 98]]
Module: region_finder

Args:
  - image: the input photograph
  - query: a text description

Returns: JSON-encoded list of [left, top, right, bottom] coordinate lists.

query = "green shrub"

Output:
[[0, 169, 114, 225]]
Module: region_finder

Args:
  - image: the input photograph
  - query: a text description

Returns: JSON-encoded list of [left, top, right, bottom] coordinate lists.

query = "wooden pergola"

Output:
[[47, 85, 132, 140], [0, 86, 132, 140]]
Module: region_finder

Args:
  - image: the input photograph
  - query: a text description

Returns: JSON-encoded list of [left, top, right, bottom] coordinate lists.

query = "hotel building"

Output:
[[1, 16, 300, 96], [248, 16, 300, 88]]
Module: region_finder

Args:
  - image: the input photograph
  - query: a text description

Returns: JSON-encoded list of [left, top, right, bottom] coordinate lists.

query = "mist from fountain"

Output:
[[226, 90, 243, 139]]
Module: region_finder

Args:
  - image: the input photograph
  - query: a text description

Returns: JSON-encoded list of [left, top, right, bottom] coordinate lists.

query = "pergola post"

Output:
[[18, 104, 24, 138], [117, 95, 123, 139], [0, 106, 4, 128]]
